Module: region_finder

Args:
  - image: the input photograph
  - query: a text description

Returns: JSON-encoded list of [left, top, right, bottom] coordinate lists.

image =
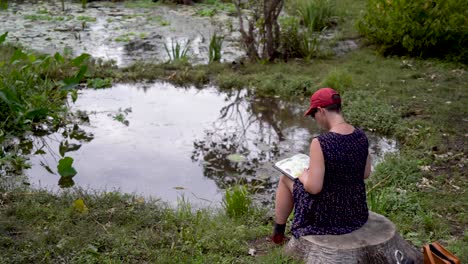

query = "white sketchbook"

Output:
[[273, 153, 309, 180]]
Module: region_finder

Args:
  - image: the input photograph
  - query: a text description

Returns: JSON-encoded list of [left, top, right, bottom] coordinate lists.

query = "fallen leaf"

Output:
[[73, 198, 89, 214]]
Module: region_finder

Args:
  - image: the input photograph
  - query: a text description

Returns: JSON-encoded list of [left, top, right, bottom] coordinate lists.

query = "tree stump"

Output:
[[284, 212, 423, 264]]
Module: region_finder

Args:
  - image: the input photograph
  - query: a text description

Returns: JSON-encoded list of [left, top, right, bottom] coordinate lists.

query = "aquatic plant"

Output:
[[76, 16, 96, 22], [223, 185, 252, 218], [209, 32, 223, 63], [164, 39, 191, 63], [289, 0, 337, 31], [81, 0, 87, 9], [86, 78, 112, 89], [115, 32, 136, 42]]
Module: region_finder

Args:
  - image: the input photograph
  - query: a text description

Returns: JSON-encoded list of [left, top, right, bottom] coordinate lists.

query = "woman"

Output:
[[272, 87, 371, 244]]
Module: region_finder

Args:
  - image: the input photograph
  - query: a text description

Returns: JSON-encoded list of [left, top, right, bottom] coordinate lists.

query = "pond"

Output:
[[25, 83, 398, 206], [1, 1, 244, 66]]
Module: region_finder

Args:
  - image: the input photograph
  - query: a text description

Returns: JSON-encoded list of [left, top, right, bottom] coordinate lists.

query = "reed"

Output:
[[163, 38, 191, 63], [209, 32, 223, 63]]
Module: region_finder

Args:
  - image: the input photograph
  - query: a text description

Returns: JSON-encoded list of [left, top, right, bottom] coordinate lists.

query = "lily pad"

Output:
[[227, 154, 246, 163], [57, 157, 77, 177]]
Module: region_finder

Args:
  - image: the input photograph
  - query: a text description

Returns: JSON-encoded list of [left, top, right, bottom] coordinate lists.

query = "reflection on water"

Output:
[[25, 83, 398, 206]]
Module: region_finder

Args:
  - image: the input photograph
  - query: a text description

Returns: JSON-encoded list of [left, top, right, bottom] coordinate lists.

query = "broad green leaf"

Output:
[[28, 54, 36, 63], [75, 65, 88, 81], [10, 49, 27, 63], [24, 108, 48, 121], [73, 198, 89, 214], [71, 89, 78, 103], [54, 52, 64, 63], [57, 157, 77, 177], [0, 32, 7, 44], [227, 154, 246, 163], [70, 53, 90, 66]]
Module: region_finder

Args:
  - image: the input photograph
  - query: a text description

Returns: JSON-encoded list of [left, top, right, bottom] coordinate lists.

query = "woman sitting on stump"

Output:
[[272, 87, 371, 244]]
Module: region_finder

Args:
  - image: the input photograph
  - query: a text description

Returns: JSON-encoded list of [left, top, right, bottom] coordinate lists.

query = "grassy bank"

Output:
[[0, 186, 298, 263]]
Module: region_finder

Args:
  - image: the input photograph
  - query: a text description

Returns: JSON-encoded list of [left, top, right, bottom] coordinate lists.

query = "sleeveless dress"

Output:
[[291, 128, 369, 238]]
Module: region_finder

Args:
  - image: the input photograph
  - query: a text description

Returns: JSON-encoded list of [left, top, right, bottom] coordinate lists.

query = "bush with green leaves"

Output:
[[357, 0, 468, 62], [0, 32, 89, 136]]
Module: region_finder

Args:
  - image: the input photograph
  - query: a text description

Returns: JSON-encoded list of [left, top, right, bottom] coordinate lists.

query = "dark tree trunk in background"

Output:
[[235, 0, 284, 62], [263, 0, 283, 60]]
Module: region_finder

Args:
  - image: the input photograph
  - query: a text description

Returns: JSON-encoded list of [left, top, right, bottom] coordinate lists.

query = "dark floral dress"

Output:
[[291, 128, 369, 238]]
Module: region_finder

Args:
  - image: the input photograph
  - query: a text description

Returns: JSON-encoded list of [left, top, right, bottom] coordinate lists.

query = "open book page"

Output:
[[273, 154, 310, 180]]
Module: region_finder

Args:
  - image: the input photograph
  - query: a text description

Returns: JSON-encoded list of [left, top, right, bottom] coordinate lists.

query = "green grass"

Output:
[[115, 32, 136, 42], [0, 186, 299, 263], [195, 1, 237, 17]]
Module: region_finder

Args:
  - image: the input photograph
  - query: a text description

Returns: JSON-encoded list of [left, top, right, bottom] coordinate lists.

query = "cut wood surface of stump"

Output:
[[284, 212, 423, 264]]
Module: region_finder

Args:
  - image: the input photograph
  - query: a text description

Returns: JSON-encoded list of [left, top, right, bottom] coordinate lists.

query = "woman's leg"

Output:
[[274, 175, 294, 225]]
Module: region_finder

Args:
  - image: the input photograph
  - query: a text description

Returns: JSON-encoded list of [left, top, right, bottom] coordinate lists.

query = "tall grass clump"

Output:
[[288, 0, 337, 31], [358, 0, 468, 62], [164, 38, 191, 63], [223, 185, 252, 218], [209, 32, 223, 63]]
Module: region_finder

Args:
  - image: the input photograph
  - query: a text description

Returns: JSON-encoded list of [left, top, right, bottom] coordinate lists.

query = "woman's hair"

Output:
[[324, 103, 341, 113], [322, 94, 342, 113]]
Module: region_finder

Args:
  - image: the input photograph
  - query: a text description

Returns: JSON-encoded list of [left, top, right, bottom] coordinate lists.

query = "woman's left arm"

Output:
[[299, 138, 325, 194]]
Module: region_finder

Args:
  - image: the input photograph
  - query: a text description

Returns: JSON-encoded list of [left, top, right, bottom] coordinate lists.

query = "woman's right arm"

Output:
[[364, 154, 371, 179]]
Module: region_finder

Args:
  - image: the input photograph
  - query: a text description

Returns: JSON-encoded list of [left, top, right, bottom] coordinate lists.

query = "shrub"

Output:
[[357, 0, 468, 62]]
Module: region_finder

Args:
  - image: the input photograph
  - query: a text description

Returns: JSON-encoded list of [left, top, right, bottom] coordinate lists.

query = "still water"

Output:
[[26, 83, 397, 206]]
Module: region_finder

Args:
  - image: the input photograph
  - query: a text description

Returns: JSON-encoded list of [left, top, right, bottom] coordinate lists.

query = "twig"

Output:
[[366, 174, 392, 195]]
